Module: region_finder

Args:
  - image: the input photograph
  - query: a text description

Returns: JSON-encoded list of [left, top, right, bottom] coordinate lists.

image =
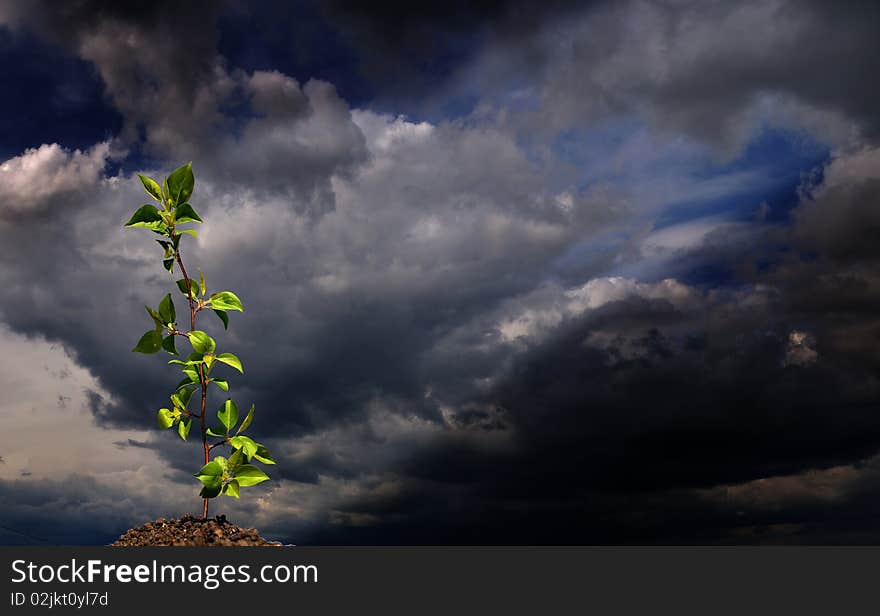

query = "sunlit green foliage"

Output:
[[126, 163, 273, 512]]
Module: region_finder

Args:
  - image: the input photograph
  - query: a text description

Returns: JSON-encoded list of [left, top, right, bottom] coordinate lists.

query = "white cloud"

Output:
[[640, 217, 746, 258], [567, 276, 698, 311], [497, 276, 700, 342], [0, 142, 110, 212], [0, 325, 151, 480], [814, 145, 880, 191], [352, 110, 434, 153]]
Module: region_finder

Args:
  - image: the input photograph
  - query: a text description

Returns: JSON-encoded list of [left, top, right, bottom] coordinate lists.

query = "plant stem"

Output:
[[174, 242, 210, 519], [199, 365, 208, 518]]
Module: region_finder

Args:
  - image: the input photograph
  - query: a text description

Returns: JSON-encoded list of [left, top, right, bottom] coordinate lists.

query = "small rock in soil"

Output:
[[112, 514, 282, 546]]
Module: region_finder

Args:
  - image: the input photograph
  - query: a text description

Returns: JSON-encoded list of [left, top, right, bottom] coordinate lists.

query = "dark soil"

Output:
[[112, 514, 282, 546]]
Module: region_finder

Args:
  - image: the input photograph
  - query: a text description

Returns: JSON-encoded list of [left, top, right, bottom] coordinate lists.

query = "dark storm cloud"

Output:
[[0, 105, 604, 459], [302, 286, 880, 544], [2, 1, 372, 205], [0, 0, 224, 95], [0, 475, 137, 545], [792, 149, 880, 265], [0, 26, 122, 160], [2, 0, 880, 545], [316, 0, 587, 102], [452, 0, 880, 153], [286, 144, 880, 544], [303, 458, 880, 545], [0, 471, 263, 544], [8, 0, 880, 149], [221, 1, 880, 148], [0, 0, 242, 161], [324, 0, 581, 42]]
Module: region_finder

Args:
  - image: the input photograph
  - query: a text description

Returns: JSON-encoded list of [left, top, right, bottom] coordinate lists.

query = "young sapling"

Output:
[[125, 162, 274, 518]]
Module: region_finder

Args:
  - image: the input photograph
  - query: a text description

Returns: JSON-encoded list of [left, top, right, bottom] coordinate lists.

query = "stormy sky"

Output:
[[1, 0, 879, 545]]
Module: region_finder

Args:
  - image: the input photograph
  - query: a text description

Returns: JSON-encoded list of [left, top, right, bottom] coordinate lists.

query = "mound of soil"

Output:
[[112, 514, 282, 546]]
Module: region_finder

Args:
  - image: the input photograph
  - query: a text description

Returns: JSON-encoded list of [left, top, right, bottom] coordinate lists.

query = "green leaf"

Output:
[[236, 404, 255, 435], [234, 465, 270, 487], [206, 426, 226, 437], [252, 444, 276, 465], [167, 162, 194, 205], [156, 240, 173, 258], [157, 408, 175, 429], [217, 399, 238, 432], [133, 330, 163, 354], [158, 293, 175, 324], [208, 291, 243, 312], [230, 435, 258, 461], [195, 463, 223, 498], [178, 418, 192, 441], [223, 480, 240, 498], [228, 448, 244, 472], [175, 202, 202, 224], [214, 455, 228, 473], [137, 174, 163, 201], [211, 379, 229, 392], [214, 352, 243, 374], [162, 176, 170, 203], [124, 204, 162, 228], [163, 258, 175, 273], [213, 309, 229, 330], [161, 334, 178, 355], [176, 278, 199, 298], [145, 306, 164, 330], [199, 272, 206, 296], [188, 330, 215, 354], [178, 387, 195, 408], [199, 482, 222, 499], [182, 368, 200, 382], [195, 460, 223, 480], [179, 229, 198, 239]]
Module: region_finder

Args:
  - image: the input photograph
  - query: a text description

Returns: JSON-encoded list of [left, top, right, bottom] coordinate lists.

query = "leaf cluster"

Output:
[[125, 163, 272, 504]]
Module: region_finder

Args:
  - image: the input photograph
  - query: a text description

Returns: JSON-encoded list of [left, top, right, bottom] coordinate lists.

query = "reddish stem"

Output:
[[175, 241, 210, 519]]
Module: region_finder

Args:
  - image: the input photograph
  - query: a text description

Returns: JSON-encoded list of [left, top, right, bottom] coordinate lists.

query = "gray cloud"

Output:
[[793, 147, 880, 263], [271, 145, 880, 543], [203, 72, 368, 212], [0, 0, 229, 152], [457, 0, 879, 153], [0, 1, 368, 206], [2, 0, 880, 545]]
